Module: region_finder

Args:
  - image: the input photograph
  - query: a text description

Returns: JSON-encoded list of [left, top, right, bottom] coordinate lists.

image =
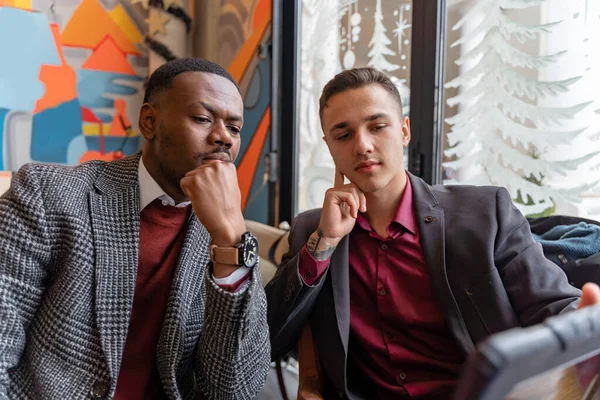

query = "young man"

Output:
[[0, 59, 270, 399], [266, 67, 600, 399]]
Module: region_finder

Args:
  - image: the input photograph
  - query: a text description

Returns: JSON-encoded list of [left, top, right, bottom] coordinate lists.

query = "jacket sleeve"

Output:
[[194, 263, 270, 400], [0, 164, 51, 397], [494, 187, 581, 325], [265, 210, 330, 361]]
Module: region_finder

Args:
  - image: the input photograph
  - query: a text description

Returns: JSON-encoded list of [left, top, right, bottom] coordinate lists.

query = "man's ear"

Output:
[[139, 103, 157, 141], [401, 116, 411, 147]]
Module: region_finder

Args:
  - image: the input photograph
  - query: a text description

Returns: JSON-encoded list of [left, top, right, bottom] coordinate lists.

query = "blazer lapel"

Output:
[[409, 173, 475, 353], [330, 235, 350, 354], [156, 214, 211, 391], [89, 153, 142, 383]]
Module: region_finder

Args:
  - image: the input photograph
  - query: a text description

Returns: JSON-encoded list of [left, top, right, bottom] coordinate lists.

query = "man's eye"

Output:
[[336, 133, 349, 140], [228, 126, 241, 135], [193, 116, 210, 123]]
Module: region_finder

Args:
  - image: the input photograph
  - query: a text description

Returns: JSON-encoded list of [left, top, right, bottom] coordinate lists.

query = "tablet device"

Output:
[[453, 304, 600, 400]]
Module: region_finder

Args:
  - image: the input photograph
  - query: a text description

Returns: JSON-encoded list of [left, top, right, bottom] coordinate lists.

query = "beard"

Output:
[[355, 178, 388, 193], [350, 166, 404, 194], [159, 160, 186, 189], [155, 125, 190, 193], [153, 123, 235, 195]]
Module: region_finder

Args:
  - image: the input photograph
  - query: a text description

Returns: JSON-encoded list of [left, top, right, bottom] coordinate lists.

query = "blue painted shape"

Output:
[[31, 99, 82, 163], [235, 57, 271, 169], [0, 8, 60, 112], [67, 135, 88, 165], [237, 57, 272, 224], [243, 135, 270, 224], [96, 113, 114, 123], [244, 66, 261, 109], [84, 135, 141, 156], [0, 109, 9, 169], [77, 70, 143, 110]]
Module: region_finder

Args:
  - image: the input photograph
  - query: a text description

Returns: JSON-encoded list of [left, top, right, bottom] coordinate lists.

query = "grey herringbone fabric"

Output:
[[0, 153, 270, 400]]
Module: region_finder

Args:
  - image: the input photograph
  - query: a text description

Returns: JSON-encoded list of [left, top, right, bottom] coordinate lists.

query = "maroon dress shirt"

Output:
[[299, 177, 465, 398]]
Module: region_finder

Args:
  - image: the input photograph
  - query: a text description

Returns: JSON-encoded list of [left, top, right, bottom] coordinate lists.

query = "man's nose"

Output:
[[209, 122, 233, 148], [353, 130, 374, 155]]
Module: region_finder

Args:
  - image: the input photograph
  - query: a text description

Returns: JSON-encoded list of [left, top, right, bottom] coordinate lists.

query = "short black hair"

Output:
[[143, 58, 240, 104], [319, 67, 402, 117]]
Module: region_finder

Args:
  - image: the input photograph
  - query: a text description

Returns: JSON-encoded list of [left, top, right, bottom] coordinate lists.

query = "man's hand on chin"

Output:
[[180, 161, 247, 279]]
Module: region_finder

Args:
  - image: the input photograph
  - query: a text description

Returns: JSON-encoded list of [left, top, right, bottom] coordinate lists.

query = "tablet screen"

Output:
[[505, 352, 600, 400]]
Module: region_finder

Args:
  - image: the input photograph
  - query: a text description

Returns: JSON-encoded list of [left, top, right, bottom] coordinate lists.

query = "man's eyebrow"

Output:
[[194, 102, 243, 123], [365, 113, 388, 121], [330, 121, 349, 132], [329, 113, 389, 133]]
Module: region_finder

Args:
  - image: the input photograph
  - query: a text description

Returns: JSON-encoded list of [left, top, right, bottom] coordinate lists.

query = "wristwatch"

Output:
[[209, 231, 259, 268]]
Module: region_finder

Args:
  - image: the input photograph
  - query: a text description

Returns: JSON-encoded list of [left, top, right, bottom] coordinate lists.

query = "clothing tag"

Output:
[[558, 254, 568, 265]]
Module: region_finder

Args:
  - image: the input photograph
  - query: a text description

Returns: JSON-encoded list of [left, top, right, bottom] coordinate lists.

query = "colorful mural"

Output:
[[0, 0, 272, 222], [223, 0, 272, 223], [0, 0, 147, 171]]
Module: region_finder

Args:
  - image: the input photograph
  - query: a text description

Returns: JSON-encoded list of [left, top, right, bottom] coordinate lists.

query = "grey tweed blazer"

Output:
[[0, 153, 270, 400]]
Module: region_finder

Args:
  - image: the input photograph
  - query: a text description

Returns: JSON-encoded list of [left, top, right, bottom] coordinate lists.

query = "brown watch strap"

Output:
[[210, 245, 240, 265]]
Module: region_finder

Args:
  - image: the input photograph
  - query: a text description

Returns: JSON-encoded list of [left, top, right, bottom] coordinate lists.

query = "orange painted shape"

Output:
[[252, 0, 271, 31], [109, 99, 131, 136], [80, 150, 125, 164], [81, 35, 137, 75], [1, 0, 31, 10], [109, 4, 143, 45], [61, 0, 140, 55], [238, 107, 271, 210], [34, 23, 78, 114], [227, 5, 271, 83]]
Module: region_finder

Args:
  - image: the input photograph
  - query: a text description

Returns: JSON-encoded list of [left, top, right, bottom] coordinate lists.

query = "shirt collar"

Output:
[[138, 157, 191, 212], [392, 174, 417, 235], [356, 173, 417, 236]]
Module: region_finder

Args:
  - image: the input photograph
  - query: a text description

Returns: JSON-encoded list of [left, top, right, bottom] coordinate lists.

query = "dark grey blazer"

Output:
[[265, 172, 581, 398], [0, 153, 270, 400]]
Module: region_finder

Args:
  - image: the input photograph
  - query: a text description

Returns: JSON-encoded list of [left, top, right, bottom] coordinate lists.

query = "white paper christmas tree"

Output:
[[367, 0, 399, 72], [444, 0, 597, 216]]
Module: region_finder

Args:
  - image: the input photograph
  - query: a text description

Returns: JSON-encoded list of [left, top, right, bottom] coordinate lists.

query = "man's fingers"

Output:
[[334, 192, 360, 219], [359, 191, 367, 213], [348, 186, 366, 213], [340, 202, 351, 218], [184, 160, 234, 177], [184, 164, 209, 177], [326, 180, 366, 217], [179, 177, 191, 195], [337, 186, 366, 214], [334, 167, 345, 188]]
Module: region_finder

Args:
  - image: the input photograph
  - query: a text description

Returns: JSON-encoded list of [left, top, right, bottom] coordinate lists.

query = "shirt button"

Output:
[[385, 332, 394, 340], [381, 244, 388, 250], [396, 372, 407, 384], [304, 271, 313, 279], [379, 288, 387, 296]]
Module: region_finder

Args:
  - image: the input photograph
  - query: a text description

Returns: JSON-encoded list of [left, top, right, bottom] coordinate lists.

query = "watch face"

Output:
[[243, 235, 259, 268]]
